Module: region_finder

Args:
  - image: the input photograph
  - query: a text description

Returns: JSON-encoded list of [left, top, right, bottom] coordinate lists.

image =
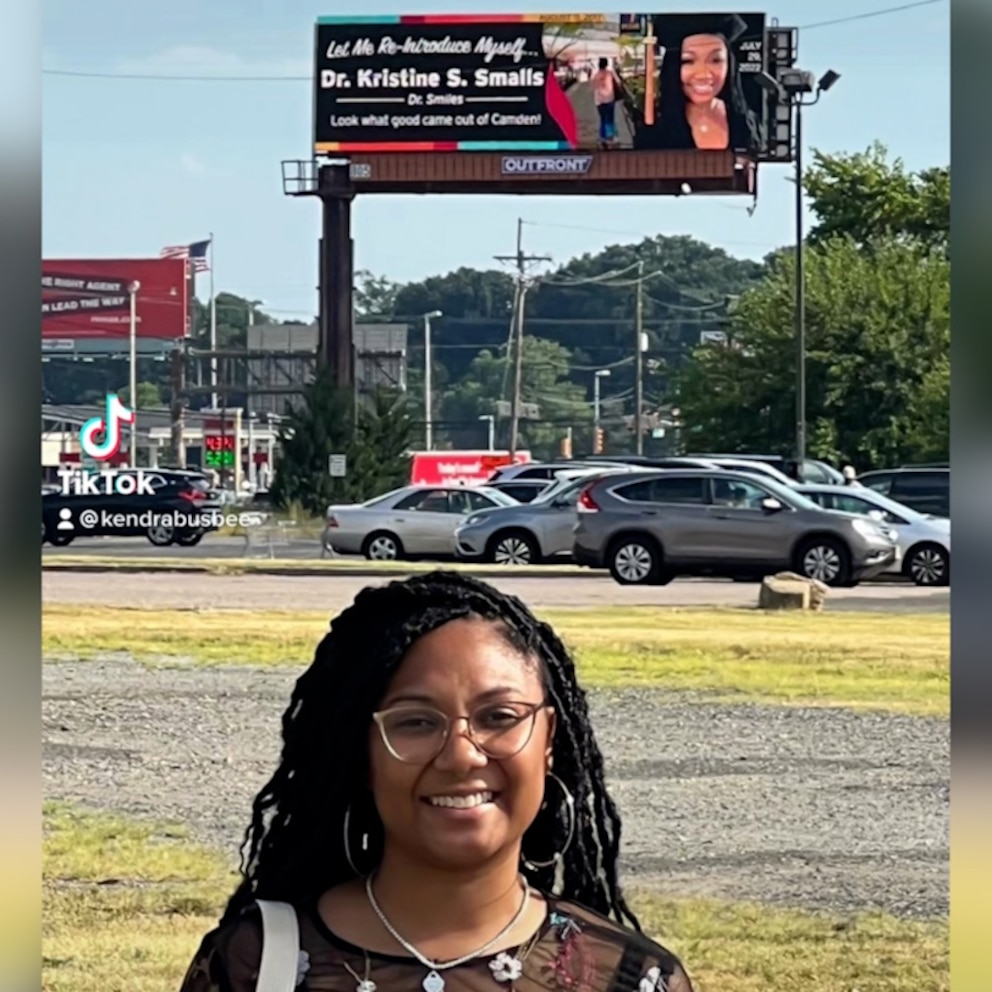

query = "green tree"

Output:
[[393, 267, 515, 321], [269, 367, 413, 514], [675, 237, 949, 469], [117, 381, 166, 408], [355, 269, 402, 319], [678, 238, 950, 470], [803, 142, 949, 253], [441, 336, 591, 458]]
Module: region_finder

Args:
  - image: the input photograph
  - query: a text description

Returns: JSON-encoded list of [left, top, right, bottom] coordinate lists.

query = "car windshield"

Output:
[[476, 486, 519, 506], [805, 486, 925, 521], [532, 474, 600, 504], [751, 475, 822, 511]]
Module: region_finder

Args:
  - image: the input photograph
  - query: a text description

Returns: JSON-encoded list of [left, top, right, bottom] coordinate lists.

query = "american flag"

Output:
[[160, 238, 211, 273]]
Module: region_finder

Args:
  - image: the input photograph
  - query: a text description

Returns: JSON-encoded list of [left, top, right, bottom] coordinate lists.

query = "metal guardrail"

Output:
[[243, 515, 322, 560]]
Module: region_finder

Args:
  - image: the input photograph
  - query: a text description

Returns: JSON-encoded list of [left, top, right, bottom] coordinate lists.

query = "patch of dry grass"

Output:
[[42, 605, 948, 716], [42, 804, 947, 992]]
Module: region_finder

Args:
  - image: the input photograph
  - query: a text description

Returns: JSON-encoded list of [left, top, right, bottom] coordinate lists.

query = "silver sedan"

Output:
[[322, 484, 518, 560], [453, 470, 637, 565], [797, 483, 950, 586]]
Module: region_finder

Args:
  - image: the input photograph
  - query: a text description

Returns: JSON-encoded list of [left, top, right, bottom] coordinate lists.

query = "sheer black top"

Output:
[[179, 895, 693, 992]]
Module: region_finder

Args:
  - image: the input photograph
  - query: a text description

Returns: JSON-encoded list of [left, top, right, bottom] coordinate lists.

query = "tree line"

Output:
[[43, 141, 949, 501]]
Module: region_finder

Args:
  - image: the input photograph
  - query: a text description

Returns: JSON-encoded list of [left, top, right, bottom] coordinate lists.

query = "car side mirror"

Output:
[[760, 497, 783, 513], [868, 509, 886, 522]]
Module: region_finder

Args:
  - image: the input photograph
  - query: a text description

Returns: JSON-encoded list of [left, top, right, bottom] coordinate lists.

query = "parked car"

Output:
[[42, 469, 222, 547], [321, 484, 518, 560], [857, 467, 949, 518], [454, 470, 641, 565], [704, 458, 799, 487], [687, 453, 845, 484], [797, 483, 950, 586], [487, 460, 621, 483], [572, 469, 897, 587], [485, 479, 553, 504]]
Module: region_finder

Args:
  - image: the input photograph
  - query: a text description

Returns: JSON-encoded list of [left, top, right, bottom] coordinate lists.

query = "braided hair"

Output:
[[219, 570, 639, 930]]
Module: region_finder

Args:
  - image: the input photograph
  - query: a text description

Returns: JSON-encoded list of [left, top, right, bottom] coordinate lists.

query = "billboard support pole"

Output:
[[794, 101, 806, 470], [318, 164, 355, 393], [128, 281, 140, 468]]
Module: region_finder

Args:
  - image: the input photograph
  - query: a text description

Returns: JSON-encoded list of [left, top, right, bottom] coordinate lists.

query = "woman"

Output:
[[179, 571, 693, 992], [591, 57, 621, 148], [634, 14, 760, 152]]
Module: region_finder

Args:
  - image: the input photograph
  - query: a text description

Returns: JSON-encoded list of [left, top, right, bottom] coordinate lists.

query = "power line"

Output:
[[42, 2, 945, 82], [798, 0, 943, 31]]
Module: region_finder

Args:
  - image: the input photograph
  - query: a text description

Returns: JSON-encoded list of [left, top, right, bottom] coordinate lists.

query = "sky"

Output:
[[41, 0, 949, 322]]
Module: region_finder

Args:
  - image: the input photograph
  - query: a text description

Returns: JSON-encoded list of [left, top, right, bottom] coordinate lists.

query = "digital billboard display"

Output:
[[42, 258, 189, 341], [314, 12, 767, 154]]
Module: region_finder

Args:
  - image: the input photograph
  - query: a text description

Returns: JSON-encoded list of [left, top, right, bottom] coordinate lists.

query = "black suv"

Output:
[[857, 467, 949, 518], [42, 468, 222, 547]]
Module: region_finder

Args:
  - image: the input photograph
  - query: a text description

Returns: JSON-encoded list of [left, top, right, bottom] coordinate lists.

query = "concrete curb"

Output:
[[41, 559, 594, 580]]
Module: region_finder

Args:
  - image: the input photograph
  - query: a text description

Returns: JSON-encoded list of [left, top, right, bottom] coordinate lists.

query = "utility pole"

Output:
[[494, 218, 550, 458], [634, 259, 645, 455]]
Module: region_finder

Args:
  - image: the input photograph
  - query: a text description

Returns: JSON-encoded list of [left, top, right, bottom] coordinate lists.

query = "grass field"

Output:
[[42, 605, 949, 716], [42, 803, 948, 992]]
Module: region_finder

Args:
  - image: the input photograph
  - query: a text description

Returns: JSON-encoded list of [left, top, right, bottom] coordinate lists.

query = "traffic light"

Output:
[[593, 426, 605, 454]]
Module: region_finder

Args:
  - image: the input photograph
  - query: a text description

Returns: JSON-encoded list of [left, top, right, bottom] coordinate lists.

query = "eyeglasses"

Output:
[[372, 701, 550, 764]]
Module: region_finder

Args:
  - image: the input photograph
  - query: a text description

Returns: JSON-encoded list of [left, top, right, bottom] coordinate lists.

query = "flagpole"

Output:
[[209, 232, 217, 409]]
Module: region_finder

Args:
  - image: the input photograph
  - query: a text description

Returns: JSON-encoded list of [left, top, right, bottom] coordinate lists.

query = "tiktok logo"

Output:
[[79, 393, 134, 461]]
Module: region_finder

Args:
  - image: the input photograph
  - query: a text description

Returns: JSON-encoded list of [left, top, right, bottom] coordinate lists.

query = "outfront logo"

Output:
[[79, 393, 133, 461]]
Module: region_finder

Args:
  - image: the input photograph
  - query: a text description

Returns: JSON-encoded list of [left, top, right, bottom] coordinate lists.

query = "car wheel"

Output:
[[489, 531, 540, 566], [905, 543, 949, 586], [147, 523, 175, 546], [363, 531, 404, 561], [175, 532, 204, 547], [608, 535, 661, 585], [795, 537, 851, 587]]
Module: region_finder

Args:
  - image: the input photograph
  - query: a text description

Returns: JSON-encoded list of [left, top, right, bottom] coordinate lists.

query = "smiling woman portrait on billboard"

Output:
[[631, 13, 764, 152]]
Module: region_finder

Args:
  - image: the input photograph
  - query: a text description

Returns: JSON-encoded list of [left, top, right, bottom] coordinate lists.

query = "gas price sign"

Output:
[[204, 435, 236, 469]]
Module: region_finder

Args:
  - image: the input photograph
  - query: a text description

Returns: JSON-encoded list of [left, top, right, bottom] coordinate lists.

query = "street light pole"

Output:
[[128, 280, 140, 468], [479, 414, 495, 450], [755, 66, 839, 473], [593, 368, 611, 427], [634, 259, 645, 455], [794, 101, 806, 468], [422, 309, 442, 450]]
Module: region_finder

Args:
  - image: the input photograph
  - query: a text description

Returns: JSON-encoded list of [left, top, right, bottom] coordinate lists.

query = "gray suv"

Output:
[[572, 470, 897, 587]]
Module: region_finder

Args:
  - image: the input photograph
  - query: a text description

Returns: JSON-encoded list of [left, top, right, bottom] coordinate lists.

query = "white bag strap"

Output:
[[255, 900, 301, 992]]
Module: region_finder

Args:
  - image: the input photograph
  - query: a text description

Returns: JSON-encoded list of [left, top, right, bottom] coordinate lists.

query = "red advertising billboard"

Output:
[[409, 450, 531, 486], [42, 258, 189, 341]]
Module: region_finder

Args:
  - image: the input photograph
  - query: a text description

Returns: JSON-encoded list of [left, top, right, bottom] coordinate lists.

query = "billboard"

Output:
[[42, 258, 189, 341], [314, 13, 766, 155]]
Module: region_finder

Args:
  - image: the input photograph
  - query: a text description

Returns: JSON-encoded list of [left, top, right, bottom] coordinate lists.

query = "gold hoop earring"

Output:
[[522, 772, 576, 870]]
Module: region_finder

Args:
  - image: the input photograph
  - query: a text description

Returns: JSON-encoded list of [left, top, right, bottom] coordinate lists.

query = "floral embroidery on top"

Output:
[[490, 952, 524, 982], [639, 965, 668, 992], [296, 950, 311, 987], [547, 912, 593, 992]]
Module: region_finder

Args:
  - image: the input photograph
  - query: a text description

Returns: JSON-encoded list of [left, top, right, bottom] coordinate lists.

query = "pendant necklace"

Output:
[[364, 873, 531, 992], [342, 954, 377, 992]]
